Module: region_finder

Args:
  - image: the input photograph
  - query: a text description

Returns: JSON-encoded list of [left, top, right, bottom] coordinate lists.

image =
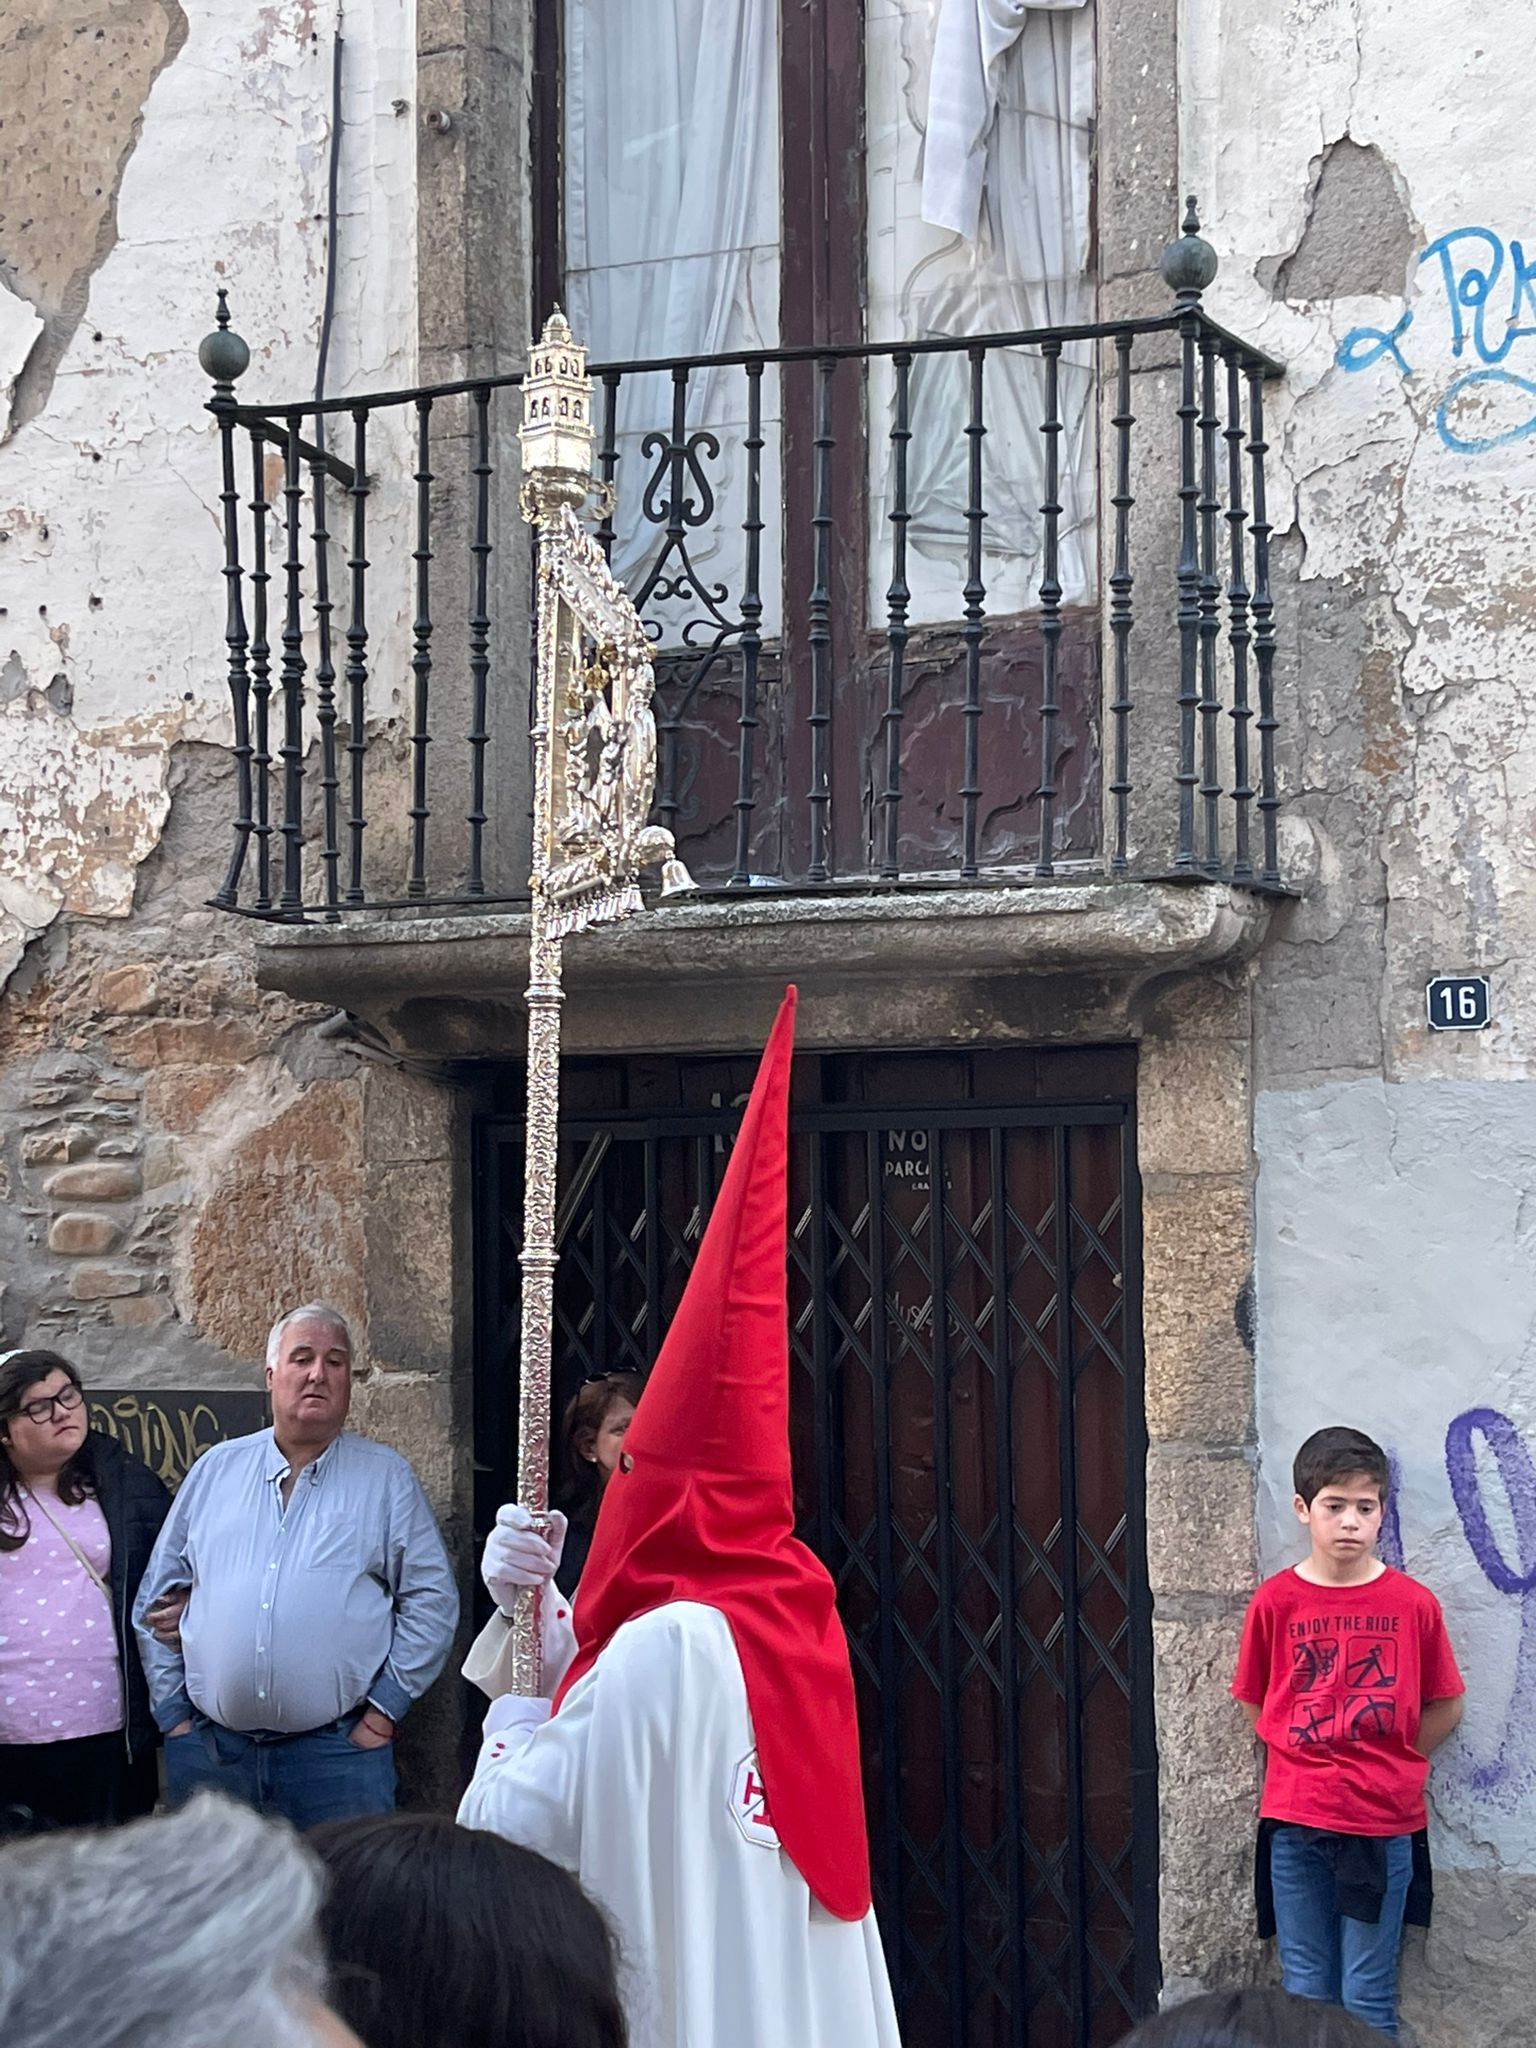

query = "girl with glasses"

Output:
[[0, 1350, 171, 1831]]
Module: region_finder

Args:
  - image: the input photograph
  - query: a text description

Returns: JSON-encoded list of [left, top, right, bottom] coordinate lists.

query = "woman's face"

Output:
[[2, 1367, 88, 1480], [591, 1396, 637, 1479]]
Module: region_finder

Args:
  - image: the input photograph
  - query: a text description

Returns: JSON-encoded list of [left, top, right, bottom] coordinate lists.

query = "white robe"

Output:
[[458, 1601, 901, 2048]]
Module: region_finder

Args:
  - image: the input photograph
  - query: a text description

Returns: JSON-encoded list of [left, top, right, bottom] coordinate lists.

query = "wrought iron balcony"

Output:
[[200, 211, 1287, 921]]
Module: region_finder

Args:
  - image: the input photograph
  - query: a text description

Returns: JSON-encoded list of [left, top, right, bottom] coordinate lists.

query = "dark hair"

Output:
[[1293, 1426, 1391, 1507], [0, 1351, 91, 1552], [557, 1373, 643, 1519], [310, 1813, 627, 2048], [1117, 1988, 1391, 2047]]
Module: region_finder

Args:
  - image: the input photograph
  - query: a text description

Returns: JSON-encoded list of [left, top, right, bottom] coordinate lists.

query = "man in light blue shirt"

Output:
[[134, 1303, 458, 1828]]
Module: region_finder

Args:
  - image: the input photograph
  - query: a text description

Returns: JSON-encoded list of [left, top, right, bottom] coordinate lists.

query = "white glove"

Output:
[[481, 1503, 568, 1619]]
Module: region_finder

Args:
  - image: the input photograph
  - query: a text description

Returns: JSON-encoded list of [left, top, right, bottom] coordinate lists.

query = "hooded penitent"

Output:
[[554, 985, 872, 1921]]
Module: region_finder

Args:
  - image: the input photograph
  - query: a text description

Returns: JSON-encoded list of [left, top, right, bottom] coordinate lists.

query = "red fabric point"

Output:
[[556, 986, 871, 1919]]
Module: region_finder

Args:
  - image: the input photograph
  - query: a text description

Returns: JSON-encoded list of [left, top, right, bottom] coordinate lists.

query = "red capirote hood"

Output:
[[553, 986, 872, 1920]]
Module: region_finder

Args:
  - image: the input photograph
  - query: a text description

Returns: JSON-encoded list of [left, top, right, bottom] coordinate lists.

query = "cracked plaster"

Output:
[[1188, 5, 1536, 2018], [0, 0, 417, 976]]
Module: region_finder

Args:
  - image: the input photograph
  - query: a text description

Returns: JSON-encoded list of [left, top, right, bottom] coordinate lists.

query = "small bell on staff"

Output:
[[659, 857, 700, 899]]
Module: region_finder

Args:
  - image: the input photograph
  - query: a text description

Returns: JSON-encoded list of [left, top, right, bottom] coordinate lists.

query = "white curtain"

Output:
[[563, 0, 782, 642], [866, 0, 1096, 623]]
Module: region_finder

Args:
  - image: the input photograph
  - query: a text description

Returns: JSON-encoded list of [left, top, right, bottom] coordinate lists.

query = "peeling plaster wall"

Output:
[[0, 0, 418, 967], [1187, 0, 1536, 2030]]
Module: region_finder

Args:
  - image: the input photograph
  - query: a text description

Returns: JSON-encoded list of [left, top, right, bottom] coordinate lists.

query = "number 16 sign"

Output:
[[1426, 975, 1491, 1032]]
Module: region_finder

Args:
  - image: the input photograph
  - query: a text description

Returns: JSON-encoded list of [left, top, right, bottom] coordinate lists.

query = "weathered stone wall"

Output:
[[0, 763, 472, 1797], [1190, 0, 1536, 2034]]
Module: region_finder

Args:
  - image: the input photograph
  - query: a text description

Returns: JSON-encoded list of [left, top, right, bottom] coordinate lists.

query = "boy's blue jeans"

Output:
[[164, 1710, 396, 1830], [1270, 1824, 1413, 2039]]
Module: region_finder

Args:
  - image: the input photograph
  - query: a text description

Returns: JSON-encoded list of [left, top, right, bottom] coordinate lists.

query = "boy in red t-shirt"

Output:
[[1232, 1426, 1465, 2040]]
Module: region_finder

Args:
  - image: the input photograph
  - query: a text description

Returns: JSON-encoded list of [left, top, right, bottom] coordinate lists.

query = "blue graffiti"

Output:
[[1337, 310, 1415, 377], [1419, 230, 1536, 365], [1435, 370, 1536, 455], [1335, 225, 1536, 453]]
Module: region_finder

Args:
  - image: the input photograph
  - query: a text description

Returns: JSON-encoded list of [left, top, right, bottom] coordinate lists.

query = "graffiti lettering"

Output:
[[1446, 1407, 1536, 1595], [1419, 230, 1536, 365], [1337, 310, 1415, 377], [1439, 1405, 1536, 1804], [87, 1389, 267, 1492], [1335, 224, 1536, 453]]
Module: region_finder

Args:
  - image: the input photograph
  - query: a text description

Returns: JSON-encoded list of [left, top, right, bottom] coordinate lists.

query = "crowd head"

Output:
[[0, 1350, 91, 1542], [0, 1793, 356, 2048], [560, 1371, 643, 1511], [264, 1304, 356, 1450], [311, 1812, 628, 2048]]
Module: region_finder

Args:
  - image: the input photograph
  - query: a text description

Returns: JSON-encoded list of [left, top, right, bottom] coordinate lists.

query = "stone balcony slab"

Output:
[[255, 880, 1275, 1061]]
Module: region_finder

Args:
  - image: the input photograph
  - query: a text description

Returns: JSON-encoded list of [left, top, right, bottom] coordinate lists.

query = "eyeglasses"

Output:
[[13, 1384, 85, 1427]]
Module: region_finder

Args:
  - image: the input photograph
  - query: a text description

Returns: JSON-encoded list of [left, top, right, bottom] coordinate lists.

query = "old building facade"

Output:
[[2, 0, 1533, 2041]]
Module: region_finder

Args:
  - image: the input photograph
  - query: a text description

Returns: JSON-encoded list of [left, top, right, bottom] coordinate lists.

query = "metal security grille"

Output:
[[474, 1062, 1157, 2048]]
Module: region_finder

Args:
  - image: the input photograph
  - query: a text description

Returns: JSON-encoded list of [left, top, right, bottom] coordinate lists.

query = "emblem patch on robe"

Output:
[[729, 1750, 781, 1847]]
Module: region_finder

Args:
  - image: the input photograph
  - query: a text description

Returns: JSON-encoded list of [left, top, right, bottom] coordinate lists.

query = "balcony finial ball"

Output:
[[199, 289, 251, 384], [1160, 197, 1219, 300]]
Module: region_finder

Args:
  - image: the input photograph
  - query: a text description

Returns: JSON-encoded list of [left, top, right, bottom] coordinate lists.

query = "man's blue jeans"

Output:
[[164, 1711, 396, 1830], [1269, 1824, 1413, 2039]]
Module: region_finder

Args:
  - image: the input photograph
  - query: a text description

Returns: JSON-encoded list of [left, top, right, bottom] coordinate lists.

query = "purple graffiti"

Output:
[[1446, 1407, 1536, 1594], [1380, 1453, 1406, 1570], [1442, 1406, 1536, 1803]]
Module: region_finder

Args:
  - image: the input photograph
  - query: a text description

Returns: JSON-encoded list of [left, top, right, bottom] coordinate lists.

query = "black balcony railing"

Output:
[[200, 206, 1287, 920]]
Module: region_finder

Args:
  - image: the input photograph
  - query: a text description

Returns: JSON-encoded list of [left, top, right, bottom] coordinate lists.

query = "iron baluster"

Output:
[[732, 360, 765, 887], [278, 409, 309, 914], [204, 293, 254, 912], [344, 407, 370, 904], [1247, 366, 1281, 887], [1035, 338, 1064, 877], [596, 373, 620, 563], [654, 366, 691, 848], [1224, 351, 1254, 882], [408, 397, 434, 898], [960, 347, 988, 880], [1196, 332, 1223, 876], [308, 442, 342, 914], [1159, 201, 1220, 876], [880, 351, 913, 882], [467, 384, 493, 896], [1108, 332, 1136, 876], [1173, 313, 1201, 873], [807, 356, 835, 884], [248, 434, 274, 912]]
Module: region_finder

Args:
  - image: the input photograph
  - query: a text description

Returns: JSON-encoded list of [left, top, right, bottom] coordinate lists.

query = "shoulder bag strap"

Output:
[[23, 1484, 114, 1608]]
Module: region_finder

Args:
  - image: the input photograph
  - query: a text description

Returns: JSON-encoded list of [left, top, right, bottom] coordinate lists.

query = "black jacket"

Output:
[[74, 1430, 172, 1758]]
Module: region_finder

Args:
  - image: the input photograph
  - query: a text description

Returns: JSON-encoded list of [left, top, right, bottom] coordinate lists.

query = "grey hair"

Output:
[[265, 1303, 353, 1373], [0, 1793, 329, 2048]]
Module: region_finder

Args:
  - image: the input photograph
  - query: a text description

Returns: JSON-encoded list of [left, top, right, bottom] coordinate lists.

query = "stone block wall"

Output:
[[0, 860, 474, 1804]]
